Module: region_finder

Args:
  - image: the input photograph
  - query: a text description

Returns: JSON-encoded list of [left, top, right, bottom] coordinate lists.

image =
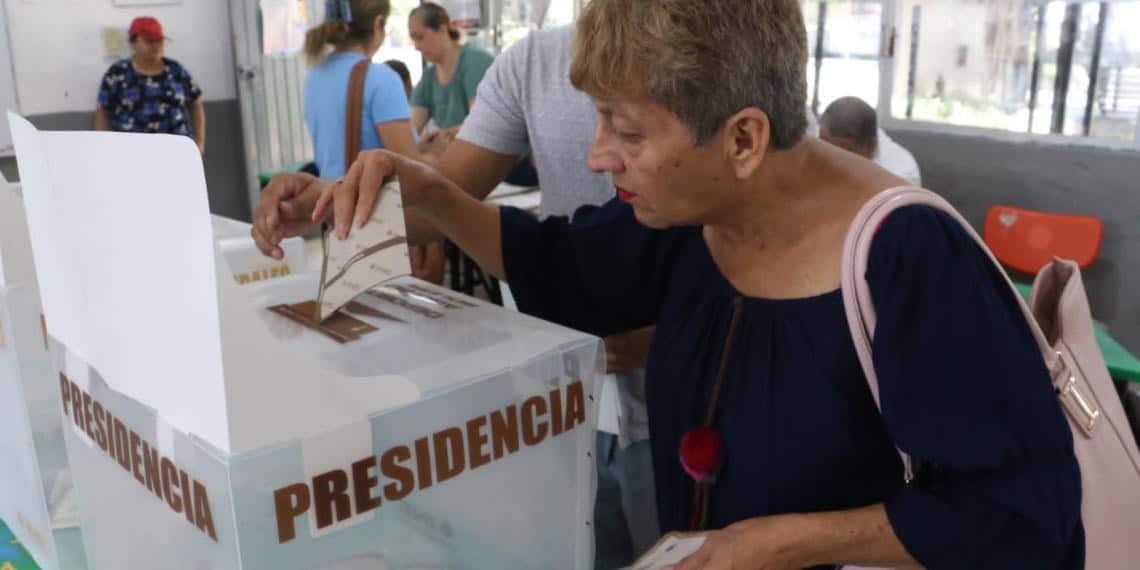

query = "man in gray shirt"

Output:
[[445, 25, 658, 569], [456, 29, 612, 215]]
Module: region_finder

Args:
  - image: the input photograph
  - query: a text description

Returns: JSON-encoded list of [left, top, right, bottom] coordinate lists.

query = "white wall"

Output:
[[4, 0, 236, 116]]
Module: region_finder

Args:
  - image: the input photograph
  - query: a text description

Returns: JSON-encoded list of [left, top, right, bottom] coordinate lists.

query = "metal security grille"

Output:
[[230, 0, 317, 217], [258, 51, 312, 173]]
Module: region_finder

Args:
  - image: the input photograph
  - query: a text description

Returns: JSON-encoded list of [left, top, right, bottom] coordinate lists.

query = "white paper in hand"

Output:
[[631, 532, 707, 570], [317, 180, 410, 321]]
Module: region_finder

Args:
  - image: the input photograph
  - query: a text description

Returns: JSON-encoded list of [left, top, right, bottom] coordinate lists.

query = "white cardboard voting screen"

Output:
[[0, 173, 305, 570], [9, 113, 421, 456], [10, 114, 233, 454]]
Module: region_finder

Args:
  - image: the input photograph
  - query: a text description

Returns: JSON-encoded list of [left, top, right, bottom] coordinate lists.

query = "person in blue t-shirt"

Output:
[[302, 0, 421, 178], [303, 0, 442, 282], [95, 16, 206, 154]]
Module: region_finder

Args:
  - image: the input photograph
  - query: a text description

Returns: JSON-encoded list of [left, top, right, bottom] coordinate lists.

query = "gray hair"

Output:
[[571, 0, 809, 149]]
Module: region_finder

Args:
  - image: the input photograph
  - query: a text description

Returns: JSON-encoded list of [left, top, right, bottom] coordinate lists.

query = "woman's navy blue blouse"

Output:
[[501, 199, 1083, 569]]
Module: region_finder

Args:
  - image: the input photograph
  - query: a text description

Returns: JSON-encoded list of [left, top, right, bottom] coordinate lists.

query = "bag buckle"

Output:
[[1054, 351, 1100, 433]]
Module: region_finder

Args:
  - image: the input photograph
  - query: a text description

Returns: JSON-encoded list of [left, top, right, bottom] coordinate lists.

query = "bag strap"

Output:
[[840, 186, 1056, 482], [344, 59, 370, 171]]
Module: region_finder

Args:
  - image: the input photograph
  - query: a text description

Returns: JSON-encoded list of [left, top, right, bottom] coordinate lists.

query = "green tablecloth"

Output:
[[0, 519, 38, 570], [1013, 282, 1140, 383]]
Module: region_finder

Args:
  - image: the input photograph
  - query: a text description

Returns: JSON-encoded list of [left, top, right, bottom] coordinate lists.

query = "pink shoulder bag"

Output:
[[841, 187, 1140, 569]]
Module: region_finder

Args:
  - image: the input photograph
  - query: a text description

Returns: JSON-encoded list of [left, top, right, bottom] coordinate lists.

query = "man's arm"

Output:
[[403, 139, 518, 244], [402, 165, 505, 278], [437, 139, 519, 201]]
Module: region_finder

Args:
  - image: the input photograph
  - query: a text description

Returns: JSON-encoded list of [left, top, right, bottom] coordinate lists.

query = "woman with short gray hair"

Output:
[[309, 0, 1083, 567]]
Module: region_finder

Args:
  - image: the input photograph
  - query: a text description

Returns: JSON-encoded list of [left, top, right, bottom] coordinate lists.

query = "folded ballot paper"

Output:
[[316, 180, 410, 322], [268, 179, 428, 341], [9, 113, 602, 570]]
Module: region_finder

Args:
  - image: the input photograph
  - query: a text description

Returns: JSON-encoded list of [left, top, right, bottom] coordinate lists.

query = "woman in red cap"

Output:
[[94, 16, 206, 154]]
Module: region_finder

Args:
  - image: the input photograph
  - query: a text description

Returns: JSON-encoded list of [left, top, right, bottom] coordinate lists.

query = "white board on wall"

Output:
[[0, 0, 20, 156]]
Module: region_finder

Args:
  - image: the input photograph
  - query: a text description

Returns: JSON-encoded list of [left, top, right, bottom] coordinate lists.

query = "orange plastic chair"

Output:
[[983, 205, 1104, 274]]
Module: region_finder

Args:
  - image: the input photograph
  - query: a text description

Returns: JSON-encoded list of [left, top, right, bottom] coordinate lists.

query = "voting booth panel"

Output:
[[9, 114, 603, 569], [0, 176, 307, 570]]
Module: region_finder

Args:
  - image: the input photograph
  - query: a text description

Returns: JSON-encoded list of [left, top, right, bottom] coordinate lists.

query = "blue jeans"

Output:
[[594, 432, 660, 570]]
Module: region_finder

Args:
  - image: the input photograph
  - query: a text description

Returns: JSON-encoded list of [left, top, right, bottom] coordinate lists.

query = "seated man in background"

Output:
[[819, 96, 922, 186], [95, 17, 206, 154]]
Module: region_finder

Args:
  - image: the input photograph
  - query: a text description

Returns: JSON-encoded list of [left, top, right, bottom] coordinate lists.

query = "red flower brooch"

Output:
[[679, 426, 724, 483]]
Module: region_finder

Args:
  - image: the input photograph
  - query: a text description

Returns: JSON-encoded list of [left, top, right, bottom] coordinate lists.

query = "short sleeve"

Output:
[[97, 63, 123, 109], [409, 68, 432, 110], [366, 64, 412, 126], [456, 33, 530, 156], [501, 199, 685, 337], [866, 205, 1083, 568], [460, 46, 494, 105], [176, 63, 203, 102]]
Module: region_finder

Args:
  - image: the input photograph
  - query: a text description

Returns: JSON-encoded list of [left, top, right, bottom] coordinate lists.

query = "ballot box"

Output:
[[0, 175, 307, 570], [9, 115, 602, 570]]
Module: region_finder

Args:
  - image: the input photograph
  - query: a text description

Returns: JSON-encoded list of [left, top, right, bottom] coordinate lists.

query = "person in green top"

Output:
[[408, 2, 494, 142]]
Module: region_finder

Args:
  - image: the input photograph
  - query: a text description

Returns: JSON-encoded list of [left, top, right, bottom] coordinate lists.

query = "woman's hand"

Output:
[[313, 149, 448, 240], [671, 516, 804, 570], [252, 171, 329, 259]]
